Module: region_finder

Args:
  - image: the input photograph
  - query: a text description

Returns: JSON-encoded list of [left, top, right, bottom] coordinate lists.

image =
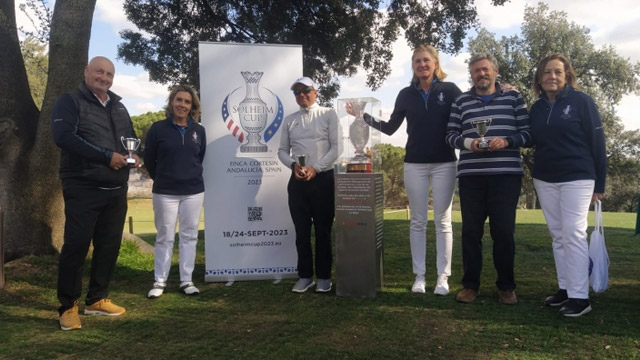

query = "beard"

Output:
[[474, 77, 492, 91]]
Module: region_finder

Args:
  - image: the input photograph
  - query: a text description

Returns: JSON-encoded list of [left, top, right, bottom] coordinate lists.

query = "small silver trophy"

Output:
[[297, 154, 307, 167], [471, 119, 492, 150], [120, 136, 141, 164]]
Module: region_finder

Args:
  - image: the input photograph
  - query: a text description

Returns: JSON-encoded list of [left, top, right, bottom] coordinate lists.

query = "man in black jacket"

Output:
[[51, 56, 140, 331]]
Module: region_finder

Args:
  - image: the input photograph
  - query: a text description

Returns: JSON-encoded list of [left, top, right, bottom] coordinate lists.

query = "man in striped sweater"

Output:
[[445, 53, 531, 305]]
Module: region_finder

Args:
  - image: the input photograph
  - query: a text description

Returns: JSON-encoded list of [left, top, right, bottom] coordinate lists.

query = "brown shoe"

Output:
[[84, 299, 126, 316], [59, 301, 81, 331], [456, 288, 478, 303], [499, 290, 518, 304]]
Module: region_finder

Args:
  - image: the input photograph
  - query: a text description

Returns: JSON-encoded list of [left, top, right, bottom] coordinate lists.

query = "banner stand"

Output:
[[199, 42, 302, 282]]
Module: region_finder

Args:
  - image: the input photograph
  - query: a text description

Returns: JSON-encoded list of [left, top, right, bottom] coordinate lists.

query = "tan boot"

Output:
[[59, 301, 81, 331], [84, 299, 126, 316]]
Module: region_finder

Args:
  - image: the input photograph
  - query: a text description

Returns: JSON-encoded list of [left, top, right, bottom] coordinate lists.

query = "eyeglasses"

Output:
[[293, 88, 314, 96]]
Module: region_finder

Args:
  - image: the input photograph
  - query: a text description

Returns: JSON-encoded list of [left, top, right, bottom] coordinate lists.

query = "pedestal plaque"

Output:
[[335, 173, 383, 297]]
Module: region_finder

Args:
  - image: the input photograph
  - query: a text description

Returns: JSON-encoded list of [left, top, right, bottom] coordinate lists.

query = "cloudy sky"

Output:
[[16, 0, 640, 146]]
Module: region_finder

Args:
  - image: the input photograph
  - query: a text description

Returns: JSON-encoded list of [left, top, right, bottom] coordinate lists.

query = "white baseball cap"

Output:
[[290, 76, 315, 90]]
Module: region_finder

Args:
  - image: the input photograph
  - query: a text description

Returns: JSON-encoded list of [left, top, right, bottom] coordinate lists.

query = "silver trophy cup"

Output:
[[296, 154, 307, 167], [346, 99, 370, 161], [471, 119, 492, 150], [120, 136, 141, 164]]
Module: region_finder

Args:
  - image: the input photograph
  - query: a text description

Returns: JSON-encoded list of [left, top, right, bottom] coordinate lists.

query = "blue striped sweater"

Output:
[[445, 85, 531, 177]]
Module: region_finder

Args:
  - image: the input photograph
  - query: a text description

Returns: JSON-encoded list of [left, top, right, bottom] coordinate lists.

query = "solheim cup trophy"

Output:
[[346, 98, 371, 173], [238, 71, 268, 153], [471, 118, 492, 150], [120, 136, 141, 164]]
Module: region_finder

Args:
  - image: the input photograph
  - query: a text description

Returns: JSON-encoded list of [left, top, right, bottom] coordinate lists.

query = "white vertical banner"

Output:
[[199, 42, 302, 282]]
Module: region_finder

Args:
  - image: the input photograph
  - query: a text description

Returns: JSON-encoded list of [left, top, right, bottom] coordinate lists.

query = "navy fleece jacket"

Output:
[[529, 86, 607, 193], [363, 81, 462, 163], [144, 118, 207, 195]]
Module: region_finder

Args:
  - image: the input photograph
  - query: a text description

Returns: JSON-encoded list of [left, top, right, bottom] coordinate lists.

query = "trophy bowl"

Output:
[[345, 99, 371, 173], [120, 136, 141, 164], [471, 118, 492, 150], [336, 97, 382, 174]]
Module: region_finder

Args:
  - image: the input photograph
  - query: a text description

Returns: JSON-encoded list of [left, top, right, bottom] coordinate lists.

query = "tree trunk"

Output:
[[0, 0, 96, 261], [525, 190, 537, 210]]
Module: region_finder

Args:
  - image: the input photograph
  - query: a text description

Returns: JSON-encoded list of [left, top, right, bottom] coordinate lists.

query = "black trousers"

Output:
[[458, 175, 522, 291], [287, 170, 335, 279], [57, 180, 128, 314]]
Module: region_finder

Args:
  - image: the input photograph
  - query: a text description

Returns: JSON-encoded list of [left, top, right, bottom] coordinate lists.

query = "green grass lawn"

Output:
[[1, 201, 639, 359]]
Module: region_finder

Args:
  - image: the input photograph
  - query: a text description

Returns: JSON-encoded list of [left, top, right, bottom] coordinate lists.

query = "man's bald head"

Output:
[[84, 56, 115, 101]]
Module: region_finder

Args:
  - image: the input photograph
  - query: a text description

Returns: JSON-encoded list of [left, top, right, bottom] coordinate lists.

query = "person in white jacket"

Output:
[[277, 77, 340, 293]]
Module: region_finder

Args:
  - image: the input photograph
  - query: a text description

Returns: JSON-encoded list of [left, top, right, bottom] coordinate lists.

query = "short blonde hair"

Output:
[[411, 44, 447, 83], [164, 85, 201, 121]]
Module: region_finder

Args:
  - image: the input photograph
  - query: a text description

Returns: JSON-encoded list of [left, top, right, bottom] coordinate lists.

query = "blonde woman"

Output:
[[349, 45, 461, 295]]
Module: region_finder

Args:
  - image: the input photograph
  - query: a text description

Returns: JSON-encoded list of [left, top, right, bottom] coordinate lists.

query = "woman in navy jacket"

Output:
[[529, 54, 606, 317], [348, 44, 461, 295], [144, 85, 207, 298]]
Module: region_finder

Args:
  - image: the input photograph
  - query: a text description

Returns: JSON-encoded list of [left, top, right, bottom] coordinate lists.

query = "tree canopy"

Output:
[[118, 0, 507, 101], [132, 110, 165, 147], [374, 143, 407, 208], [467, 2, 640, 211]]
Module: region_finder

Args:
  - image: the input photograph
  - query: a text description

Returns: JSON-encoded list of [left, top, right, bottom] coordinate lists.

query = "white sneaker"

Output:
[[434, 274, 449, 296], [179, 281, 200, 295], [411, 276, 426, 293], [147, 282, 166, 299]]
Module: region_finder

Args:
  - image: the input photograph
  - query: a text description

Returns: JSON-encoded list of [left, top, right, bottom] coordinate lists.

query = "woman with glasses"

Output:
[[278, 77, 340, 293]]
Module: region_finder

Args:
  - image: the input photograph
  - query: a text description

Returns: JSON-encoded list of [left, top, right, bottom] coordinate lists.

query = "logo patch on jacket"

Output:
[[437, 92, 445, 105], [192, 132, 200, 144], [561, 105, 572, 119]]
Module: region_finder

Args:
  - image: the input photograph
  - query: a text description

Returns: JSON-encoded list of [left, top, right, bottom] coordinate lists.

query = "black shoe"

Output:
[[544, 289, 568, 307], [559, 298, 592, 317]]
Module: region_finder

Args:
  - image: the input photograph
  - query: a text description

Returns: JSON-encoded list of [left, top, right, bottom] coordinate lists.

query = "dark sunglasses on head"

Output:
[[293, 87, 314, 96]]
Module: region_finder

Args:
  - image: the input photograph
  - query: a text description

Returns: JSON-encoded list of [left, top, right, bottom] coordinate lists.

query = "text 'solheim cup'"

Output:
[[238, 71, 268, 152], [120, 136, 140, 164]]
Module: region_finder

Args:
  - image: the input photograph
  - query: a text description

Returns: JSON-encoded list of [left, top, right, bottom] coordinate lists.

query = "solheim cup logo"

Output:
[[221, 71, 284, 153]]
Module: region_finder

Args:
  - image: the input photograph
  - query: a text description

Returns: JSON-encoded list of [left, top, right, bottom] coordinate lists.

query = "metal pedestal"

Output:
[[334, 173, 383, 298]]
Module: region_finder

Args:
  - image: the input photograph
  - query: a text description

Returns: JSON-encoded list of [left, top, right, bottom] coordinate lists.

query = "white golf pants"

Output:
[[152, 192, 204, 283], [534, 179, 594, 299], [404, 162, 456, 278]]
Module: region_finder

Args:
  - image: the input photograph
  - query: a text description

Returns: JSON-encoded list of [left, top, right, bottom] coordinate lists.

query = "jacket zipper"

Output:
[[545, 99, 555, 125]]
